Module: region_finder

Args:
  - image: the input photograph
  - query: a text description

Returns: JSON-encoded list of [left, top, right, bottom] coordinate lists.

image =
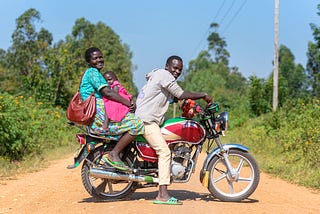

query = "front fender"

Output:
[[199, 144, 249, 187], [201, 144, 249, 172]]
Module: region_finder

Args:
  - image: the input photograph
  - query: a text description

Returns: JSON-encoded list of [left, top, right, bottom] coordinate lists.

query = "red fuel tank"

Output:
[[161, 118, 206, 145]]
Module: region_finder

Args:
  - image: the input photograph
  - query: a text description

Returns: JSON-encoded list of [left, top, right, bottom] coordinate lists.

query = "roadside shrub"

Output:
[[0, 92, 73, 162], [225, 98, 320, 189]]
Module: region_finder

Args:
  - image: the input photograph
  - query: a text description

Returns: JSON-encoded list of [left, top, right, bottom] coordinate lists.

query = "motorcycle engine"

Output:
[[171, 143, 192, 180]]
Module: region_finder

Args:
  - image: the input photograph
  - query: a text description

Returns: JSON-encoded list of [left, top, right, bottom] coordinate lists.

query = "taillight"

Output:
[[76, 134, 86, 145]]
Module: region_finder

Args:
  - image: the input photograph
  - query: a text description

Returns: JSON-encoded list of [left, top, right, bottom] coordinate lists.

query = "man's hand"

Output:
[[203, 93, 212, 104]]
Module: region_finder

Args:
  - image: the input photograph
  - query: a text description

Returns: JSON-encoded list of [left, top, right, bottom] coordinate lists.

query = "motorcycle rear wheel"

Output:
[[81, 145, 138, 200], [207, 149, 260, 202]]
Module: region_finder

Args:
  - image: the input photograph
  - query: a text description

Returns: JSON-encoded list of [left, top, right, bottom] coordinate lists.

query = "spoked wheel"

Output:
[[207, 149, 260, 202], [81, 145, 138, 200]]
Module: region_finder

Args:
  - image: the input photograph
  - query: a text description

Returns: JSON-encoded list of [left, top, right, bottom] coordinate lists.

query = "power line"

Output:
[[190, 0, 227, 60], [212, 0, 227, 26], [218, 0, 236, 27], [221, 0, 248, 35], [190, 0, 247, 60]]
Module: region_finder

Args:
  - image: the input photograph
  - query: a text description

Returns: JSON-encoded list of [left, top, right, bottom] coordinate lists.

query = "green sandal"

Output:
[[103, 156, 129, 171], [153, 197, 183, 205]]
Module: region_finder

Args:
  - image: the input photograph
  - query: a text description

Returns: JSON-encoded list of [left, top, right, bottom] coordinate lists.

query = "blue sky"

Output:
[[0, 0, 319, 90]]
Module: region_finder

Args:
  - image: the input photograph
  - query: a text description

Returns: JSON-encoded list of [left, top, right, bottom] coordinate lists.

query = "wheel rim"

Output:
[[210, 153, 256, 197], [88, 153, 134, 198]]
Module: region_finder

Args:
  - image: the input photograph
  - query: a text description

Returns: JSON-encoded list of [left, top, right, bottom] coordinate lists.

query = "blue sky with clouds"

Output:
[[1, 0, 319, 89]]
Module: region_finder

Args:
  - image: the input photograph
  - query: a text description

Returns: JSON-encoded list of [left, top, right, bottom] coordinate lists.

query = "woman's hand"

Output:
[[129, 102, 136, 112]]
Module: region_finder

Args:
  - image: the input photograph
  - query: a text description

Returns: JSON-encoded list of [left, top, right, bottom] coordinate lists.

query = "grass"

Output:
[[0, 142, 78, 180], [222, 121, 320, 191]]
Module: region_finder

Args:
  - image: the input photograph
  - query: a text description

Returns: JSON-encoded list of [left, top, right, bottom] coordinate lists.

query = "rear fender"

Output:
[[67, 135, 106, 169]]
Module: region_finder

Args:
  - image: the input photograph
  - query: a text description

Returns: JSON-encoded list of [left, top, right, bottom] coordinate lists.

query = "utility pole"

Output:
[[273, 0, 279, 111]]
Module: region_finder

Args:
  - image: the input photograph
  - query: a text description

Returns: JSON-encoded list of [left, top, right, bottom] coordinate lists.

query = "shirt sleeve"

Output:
[[165, 80, 184, 98], [80, 67, 108, 100], [161, 71, 184, 98], [87, 68, 109, 91]]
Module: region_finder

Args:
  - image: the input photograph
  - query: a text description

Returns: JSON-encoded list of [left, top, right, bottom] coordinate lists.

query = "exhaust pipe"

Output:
[[90, 168, 159, 183]]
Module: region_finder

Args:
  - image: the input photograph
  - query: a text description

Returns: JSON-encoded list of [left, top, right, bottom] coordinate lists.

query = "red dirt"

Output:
[[0, 154, 319, 214]]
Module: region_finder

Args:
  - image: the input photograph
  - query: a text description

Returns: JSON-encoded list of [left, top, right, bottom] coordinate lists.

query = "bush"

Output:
[[225, 98, 320, 189], [0, 92, 74, 162]]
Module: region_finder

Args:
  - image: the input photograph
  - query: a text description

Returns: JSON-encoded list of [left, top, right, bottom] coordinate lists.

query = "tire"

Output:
[[207, 149, 260, 202], [81, 145, 138, 200]]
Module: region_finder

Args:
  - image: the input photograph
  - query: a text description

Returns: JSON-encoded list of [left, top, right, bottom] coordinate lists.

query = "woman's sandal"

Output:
[[153, 197, 183, 205], [103, 156, 129, 171]]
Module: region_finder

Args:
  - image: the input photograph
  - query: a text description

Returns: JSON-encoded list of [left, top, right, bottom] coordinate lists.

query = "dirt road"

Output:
[[0, 154, 319, 214]]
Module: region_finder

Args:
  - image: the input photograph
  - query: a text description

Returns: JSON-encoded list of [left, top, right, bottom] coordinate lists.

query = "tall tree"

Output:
[[279, 45, 307, 99], [262, 45, 308, 109], [248, 75, 271, 116], [68, 18, 137, 96], [207, 23, 230, 65], [6, 8, 53, 98], [307, 4, 320, 97]]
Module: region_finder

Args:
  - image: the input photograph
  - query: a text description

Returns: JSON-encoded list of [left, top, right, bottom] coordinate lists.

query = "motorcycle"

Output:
[[67, 100, 260, 202]]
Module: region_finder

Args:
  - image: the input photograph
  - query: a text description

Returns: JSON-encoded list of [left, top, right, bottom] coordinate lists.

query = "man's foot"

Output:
[[153, 197, 183, 205]]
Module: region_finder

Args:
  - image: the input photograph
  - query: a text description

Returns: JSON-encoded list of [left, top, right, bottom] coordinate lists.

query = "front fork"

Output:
[[215, 137, 239, 181], [200, 137, 249, 187]]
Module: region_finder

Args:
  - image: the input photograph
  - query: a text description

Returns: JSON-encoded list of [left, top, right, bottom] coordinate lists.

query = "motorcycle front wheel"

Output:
[[81, 145, 138, 200], [207, 149, 260, 202]]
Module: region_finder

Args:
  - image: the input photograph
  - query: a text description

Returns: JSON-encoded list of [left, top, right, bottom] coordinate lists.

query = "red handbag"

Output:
[[66, 71, 96, 125], [66, 91, 96, 125]]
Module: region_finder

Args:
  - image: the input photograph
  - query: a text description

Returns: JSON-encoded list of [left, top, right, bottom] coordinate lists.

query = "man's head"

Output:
[[165, 55, 183, 79]]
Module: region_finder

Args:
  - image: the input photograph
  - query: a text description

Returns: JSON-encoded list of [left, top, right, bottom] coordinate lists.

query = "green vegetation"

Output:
[[0, 7, 319, 191], [0, 92, 77, 177], [223, 98, 320, 189]]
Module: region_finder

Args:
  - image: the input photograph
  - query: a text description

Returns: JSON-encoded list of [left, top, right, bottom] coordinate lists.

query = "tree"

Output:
[[307, 4, 320, 97], [261, 45, 308, 110], [68, 18, 137, 96], [6, 8, 53, 98], [226, 67, 247, 92], [2, 9, 137, 108], [248, 75, 271, 116], [278, 45, 308, 99], [207, 23, 230, 65]]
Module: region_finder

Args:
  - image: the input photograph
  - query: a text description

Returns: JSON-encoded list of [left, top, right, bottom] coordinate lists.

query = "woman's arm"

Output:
[[100, 86, 135, 111], [112, 85, 120, 93]]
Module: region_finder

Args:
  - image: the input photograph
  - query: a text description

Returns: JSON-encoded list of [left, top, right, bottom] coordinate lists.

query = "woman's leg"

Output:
[[103, 112, 144, 163], [108, 132, 134, 163]]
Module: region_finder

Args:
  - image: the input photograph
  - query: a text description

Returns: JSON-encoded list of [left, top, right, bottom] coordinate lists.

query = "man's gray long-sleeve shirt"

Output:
[[135, 69, 184, 125]]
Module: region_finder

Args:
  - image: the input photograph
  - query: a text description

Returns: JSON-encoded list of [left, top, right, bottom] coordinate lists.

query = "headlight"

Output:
[[215, 112, 228, 132]]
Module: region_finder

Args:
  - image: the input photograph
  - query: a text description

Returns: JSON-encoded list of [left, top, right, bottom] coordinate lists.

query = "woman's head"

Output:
[[103, 71, 118, 85], [85, 47, 104, 70]]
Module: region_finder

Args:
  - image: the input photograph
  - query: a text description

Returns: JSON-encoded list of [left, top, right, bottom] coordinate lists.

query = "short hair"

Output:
[[103, 71, 118, 81], [166, 55, 183, 66], [85, 47, 101, 63]]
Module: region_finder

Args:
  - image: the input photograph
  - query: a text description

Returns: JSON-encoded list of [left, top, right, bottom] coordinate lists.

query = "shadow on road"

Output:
[[79, 189, 259, 204]]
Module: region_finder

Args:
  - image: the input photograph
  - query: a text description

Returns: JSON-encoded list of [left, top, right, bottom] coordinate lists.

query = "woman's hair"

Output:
[[85, 47, 101, 63]]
